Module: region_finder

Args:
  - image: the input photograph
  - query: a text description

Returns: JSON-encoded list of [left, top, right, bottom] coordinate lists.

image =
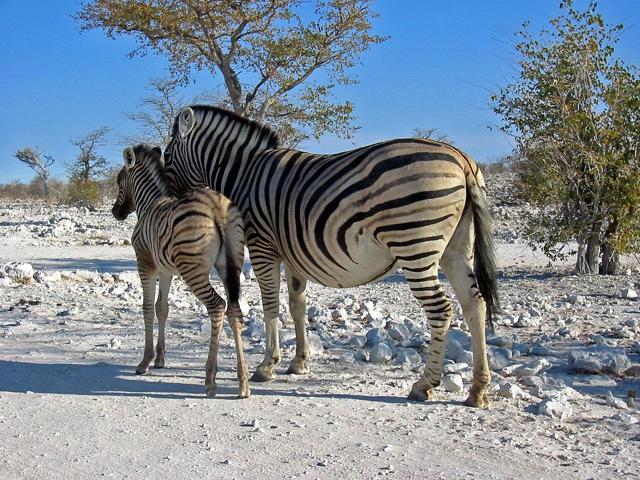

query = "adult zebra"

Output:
[[164, 105, 499, 408]]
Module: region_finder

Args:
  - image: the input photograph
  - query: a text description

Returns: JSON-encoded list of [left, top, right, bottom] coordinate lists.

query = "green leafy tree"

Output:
[[13, 147, 55, 200], [492, 0, 640, 274], [76, 0, 386, 147]]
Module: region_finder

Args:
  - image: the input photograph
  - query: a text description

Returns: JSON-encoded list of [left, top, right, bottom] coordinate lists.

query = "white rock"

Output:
[[513, 358, 551, 378], [238, 296, 250, 316], [606, 391, 629, 410], [441, 374, 464, 393], [621, 288, 638, 300], [3, 262, 34, 284], [369, 343, 393, 364], [538, 398, 573, 421], [307, 332, 324, 355], [388, 323, 410, 342], [456, 350, 474, 366], [33, 270, 62, 284], [497, 383, 530, 400], [109, 337, 122, 349], [366, 328, 385, 346], [113, 271, 139, 284], [514, 315, 541, 328], [395, 347, 421, 365]]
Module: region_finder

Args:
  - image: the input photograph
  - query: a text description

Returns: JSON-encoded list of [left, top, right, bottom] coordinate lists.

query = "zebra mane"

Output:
[[172, 105, 280, 149]]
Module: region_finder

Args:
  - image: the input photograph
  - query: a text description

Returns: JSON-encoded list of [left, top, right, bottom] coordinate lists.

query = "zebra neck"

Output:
[[133, 167, 170, 218]]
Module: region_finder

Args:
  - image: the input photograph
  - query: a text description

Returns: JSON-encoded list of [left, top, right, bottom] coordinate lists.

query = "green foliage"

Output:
[[75, 0, 386, 146], [491, 0, 640, 272], [65, 177, 102, 207]]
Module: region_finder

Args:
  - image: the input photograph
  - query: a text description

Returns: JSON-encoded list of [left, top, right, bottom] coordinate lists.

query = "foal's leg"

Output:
[[177, 258, 226, 397], [285, 266, 310, 375], [215, 246, 250, 398], [154, 273, 172, 369], [136, 261, 158, 375]]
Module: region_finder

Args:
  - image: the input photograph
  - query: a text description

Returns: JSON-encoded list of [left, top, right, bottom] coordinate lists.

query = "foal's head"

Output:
[[111, 144, 164, 221]]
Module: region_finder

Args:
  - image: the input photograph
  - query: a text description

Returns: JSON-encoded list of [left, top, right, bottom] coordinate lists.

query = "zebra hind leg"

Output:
[[215, 244, 250, 398], [154, 273, 172, 369], [285, 267, 310, 375], [178, 262, 226, 397], [136, 265, 158, 375], [441, 257, 491, 409], [402, 262, 453, 401]]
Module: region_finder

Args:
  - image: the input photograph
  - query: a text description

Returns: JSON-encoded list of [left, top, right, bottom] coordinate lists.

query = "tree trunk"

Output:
[[599, 243, 620, 275], [599, 219, 621, 275], [575, 235, 600, 274]]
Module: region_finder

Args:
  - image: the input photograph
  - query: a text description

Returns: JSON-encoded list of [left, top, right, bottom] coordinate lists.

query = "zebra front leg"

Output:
[[251, 258, 282, 382], [285, 267, 310, 375], [402, 264, 453, 401], [154, 273, 172, 369], [137, 266, 158, 375]]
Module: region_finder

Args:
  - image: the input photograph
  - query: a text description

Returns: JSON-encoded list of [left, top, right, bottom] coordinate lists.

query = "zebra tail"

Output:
[[468, 182, 500, 333]]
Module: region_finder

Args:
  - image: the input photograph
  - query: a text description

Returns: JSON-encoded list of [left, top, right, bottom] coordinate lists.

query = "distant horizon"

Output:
[[1, 0, 639, 183]]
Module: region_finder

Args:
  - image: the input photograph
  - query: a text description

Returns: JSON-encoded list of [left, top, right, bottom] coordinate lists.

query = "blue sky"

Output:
[[1, 0, 639, 183]]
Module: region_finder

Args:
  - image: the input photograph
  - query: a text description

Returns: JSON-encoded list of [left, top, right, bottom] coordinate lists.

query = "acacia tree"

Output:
[[412, 127, 453, 144], [492, 1, 640, 274], [76, 0, 386, 146], [66, 127, 112, 205], [125, 76, 187, 146], [13, 147, 55, 200]]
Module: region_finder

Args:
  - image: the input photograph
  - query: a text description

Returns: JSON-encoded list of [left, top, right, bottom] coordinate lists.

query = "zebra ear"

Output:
[[123, 146, 136, 169], [178, 107, 195, 139]]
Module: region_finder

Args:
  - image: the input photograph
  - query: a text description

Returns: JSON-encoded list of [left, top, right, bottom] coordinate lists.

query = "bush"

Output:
[[65, 177, 101, 207]]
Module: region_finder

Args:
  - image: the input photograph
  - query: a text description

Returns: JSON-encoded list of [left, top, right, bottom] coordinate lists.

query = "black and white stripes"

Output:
[[164, 106, 499, 407], [112, 144, 249, 398]]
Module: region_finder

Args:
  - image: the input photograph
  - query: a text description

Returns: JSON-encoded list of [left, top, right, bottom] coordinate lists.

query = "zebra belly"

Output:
[[285, 229, 397, 288]]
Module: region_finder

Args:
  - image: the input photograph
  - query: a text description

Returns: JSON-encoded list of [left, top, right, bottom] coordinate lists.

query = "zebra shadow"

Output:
[[0, 359, 437, 405], [0, 359, 244, 400]]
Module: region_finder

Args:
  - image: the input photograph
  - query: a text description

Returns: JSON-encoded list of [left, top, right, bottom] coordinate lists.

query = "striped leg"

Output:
[[154, 273, 172, 369], [178, 264, 226, 397], [403, 262, 453, 401], [215, 249, 250, 398], [285, 267, 310, 375], [136, 262, 158, 375], [251, 256, 282, 382]]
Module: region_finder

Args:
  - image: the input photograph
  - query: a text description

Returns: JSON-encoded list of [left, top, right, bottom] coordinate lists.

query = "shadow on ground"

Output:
[[0, 359, 420, 405], [31, 257, 137, 273]]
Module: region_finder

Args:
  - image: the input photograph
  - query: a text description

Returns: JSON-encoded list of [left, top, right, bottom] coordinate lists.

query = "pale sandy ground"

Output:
[[1, 201, 639, 480]]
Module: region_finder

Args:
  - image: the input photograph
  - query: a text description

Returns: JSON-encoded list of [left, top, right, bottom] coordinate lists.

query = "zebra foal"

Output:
[[164, 106, 499, 408], [111, 144, 249, 398]]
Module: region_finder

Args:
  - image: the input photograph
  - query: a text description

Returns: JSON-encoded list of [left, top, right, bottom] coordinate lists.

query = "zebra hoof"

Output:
[[153, 359, 165, 369], [205, 383, 217, 398], [251, 368, 275, 382], [135, 364, 150, 375], [407, 384, 435, 402], [464, 391, 490, 409], [238, 382, 251, 399], [286, 362, 310, 375]]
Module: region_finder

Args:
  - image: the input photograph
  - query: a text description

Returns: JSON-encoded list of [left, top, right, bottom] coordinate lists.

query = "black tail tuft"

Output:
[[469, 184, 500, 333]]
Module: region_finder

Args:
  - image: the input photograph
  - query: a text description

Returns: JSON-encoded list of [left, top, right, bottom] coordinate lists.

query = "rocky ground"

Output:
[[1, 174, 639, 479]]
